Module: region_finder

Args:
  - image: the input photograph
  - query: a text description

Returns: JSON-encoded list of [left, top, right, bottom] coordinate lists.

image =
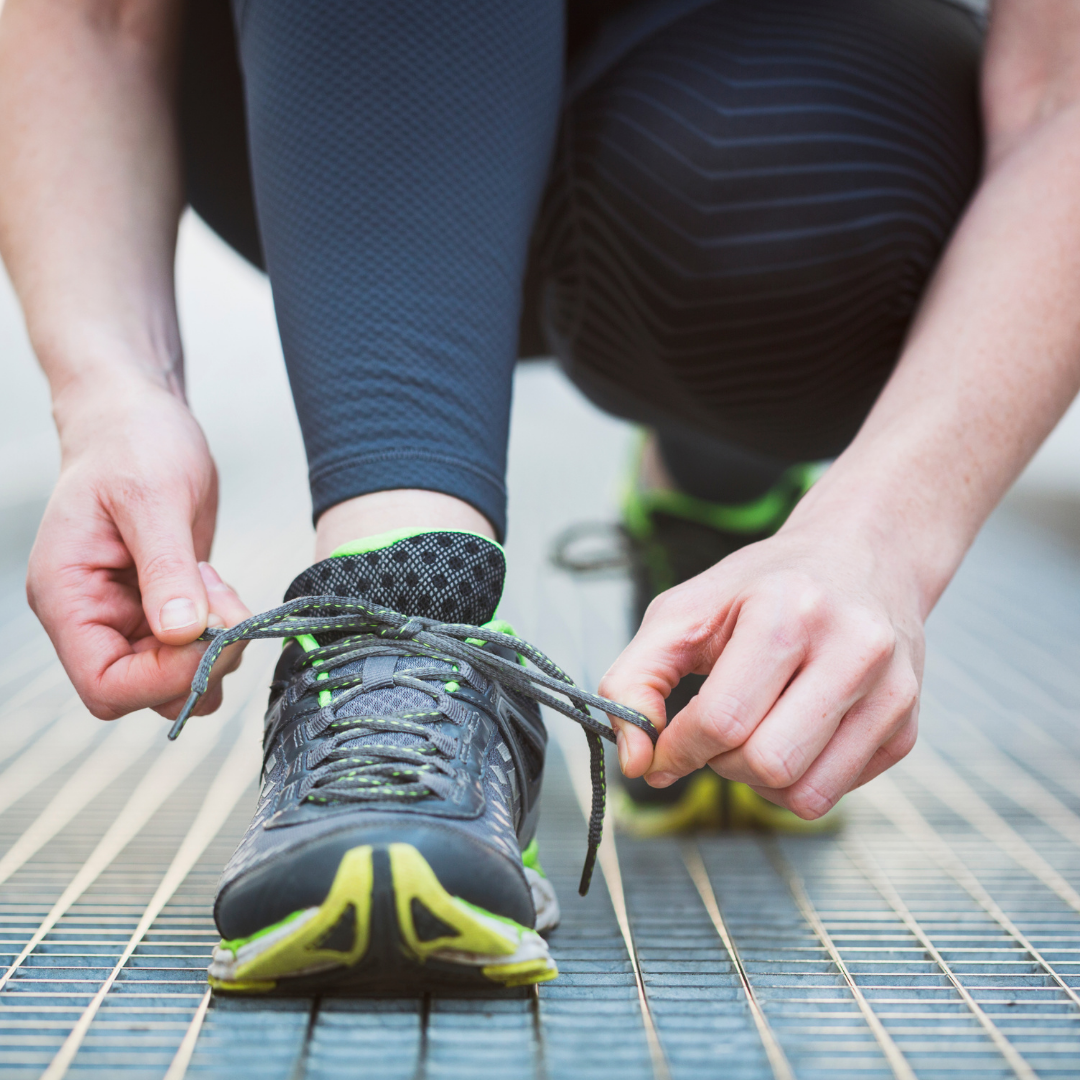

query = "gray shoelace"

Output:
[[169, 595, 658, 895]]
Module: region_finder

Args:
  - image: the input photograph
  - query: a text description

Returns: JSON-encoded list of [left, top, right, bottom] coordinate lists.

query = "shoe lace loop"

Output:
[[169, 595, 659, 895]]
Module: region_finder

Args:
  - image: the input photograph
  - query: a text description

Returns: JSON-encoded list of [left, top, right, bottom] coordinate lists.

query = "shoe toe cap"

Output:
[[215, 817, 534, 940]]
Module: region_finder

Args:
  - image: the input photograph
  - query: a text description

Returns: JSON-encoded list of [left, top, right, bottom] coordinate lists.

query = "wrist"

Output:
[[51, 363, 195, 464], [783, 447, 974, 618], [38, 317, 184, 408], [51, 348, 183, 428]]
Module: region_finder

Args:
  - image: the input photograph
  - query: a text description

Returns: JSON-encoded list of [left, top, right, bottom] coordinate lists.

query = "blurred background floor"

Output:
[[1, 215, 1080, 1078]]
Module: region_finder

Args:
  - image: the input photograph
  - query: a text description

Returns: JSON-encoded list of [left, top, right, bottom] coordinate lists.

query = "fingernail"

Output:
[[646, 771, 677, 788], [198, 562, 227, 590], [616, 732, 629, 773], [160, 597, 197, 631]]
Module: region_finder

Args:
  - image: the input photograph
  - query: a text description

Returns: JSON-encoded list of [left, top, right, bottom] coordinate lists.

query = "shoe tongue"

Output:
[[284, 528, 505, 625]]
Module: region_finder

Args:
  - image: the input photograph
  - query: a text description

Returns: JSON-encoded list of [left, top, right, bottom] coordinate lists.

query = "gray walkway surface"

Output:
[[2, 217, 1080, 1078]]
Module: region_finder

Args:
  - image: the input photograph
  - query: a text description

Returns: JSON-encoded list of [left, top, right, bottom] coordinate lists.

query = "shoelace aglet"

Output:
[[168, 691, 201, 741]]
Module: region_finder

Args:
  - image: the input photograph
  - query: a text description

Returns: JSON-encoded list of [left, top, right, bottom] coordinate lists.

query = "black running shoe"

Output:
[[168, 528, 654, 993]]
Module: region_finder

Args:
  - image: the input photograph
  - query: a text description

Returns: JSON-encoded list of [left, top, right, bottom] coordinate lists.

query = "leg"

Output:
[[179, 0, 264, 271], [227, 0, 563, 544], [178, 0, 600, 996], [534, 0, 982, 484]]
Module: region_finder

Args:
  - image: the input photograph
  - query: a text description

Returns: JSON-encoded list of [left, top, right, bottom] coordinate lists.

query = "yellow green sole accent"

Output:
[[614, 771, 844, 838], [208, 843, 557, 993]]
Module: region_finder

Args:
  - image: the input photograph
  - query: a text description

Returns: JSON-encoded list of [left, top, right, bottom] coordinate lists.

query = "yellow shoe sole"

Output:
[[208, 843, 557, 994], [614, 771, 844, 838]]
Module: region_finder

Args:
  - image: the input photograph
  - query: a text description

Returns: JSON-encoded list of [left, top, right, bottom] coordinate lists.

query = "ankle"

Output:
[[639, 433, 678, 493], [315, 490, 496, 560]]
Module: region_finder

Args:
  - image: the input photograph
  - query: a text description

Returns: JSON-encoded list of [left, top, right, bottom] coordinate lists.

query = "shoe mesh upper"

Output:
[[285, 531, 504, 624]]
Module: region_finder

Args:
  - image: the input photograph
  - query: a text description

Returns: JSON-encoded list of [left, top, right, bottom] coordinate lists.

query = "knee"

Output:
[[531, 0, 983, 455], [540, 0, 983, 322]]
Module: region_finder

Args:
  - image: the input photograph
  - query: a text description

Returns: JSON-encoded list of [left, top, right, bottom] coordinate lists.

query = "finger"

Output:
[[115, 496, 209, 646], [152, 681, 224, 721], [28, 521, 206, 719], [149, 565, 253, 722], [748, 672, 919, 819], [83, 564, 250, 720], [708, 623, 894, 789], [599, 618, 691, 778], [199, 561, 252, 679], [644, 591, 810, 786], [849, 717, 920, 791], [90, 631, 215, 717]]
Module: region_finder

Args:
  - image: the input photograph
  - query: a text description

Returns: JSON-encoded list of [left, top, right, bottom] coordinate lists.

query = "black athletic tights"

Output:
[[180, 0, 982, 536]]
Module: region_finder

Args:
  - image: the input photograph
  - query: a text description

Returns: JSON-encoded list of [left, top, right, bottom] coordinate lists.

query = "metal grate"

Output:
[[2, 492, 1080, 1076]]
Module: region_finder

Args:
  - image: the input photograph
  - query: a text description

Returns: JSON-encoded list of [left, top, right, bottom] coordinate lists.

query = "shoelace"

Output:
[[277, 645, 487, 808], [169, 595, 658, 895]]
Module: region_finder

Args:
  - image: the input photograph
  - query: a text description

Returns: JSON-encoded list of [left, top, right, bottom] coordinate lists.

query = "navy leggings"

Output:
[[179, 0, 982, 537]]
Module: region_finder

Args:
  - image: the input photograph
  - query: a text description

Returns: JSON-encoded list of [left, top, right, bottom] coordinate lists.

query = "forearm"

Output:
[[791, 96, 1080, 615], [0, 0, 185, 419]]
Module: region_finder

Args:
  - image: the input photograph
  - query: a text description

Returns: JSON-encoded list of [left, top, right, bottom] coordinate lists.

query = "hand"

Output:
[[600, 512, 924, 819], [27, 376, 250, 721]]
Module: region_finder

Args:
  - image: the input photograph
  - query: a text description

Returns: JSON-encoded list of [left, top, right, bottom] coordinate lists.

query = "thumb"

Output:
[[120, 501, 209, 646]]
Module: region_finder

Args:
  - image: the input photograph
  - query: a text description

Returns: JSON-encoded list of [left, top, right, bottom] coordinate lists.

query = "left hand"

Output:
[[599, 512, 924, 820]]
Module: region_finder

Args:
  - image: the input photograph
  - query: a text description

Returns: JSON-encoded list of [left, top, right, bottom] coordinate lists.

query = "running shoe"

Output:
[[168, 528, 654, 994], [616, 454, 842, 837]]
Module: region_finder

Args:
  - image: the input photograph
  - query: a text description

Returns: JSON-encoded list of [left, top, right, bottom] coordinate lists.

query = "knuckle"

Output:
[[858, 618, 897, 667], [882, 724, 918, 766], [790, 577, 828, 623], [642, 585, 716, 650], [744, 734, 803, 790], [892, 670, 921, 715], [597, 671, 620, 700], [787, 782, 836, 820], [640, 588, 683, 629], [83, 696, 122, 722], [138, 549, 192, 585], [697, 692, 756, 749]]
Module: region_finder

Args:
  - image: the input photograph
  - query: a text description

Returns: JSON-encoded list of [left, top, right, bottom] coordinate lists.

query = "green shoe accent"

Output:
[[614, 771, 726, 837], [290, 630, 334, 707], [298, 615, 523, 708], [623, 461, 824, 541], [614, 772, 843, 837], [212, 845, 374, 990], [728, 781, 844, 834], [521, 838, 545, 876], [330, 527, 505, 559], [208, 843, 557, 994], [618, 436, 825, 599], [388, 843, 556, 984]]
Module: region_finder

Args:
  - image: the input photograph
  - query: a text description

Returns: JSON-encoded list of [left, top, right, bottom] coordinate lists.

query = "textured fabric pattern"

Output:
[[195, 0, 981, 528], [232, 0, 563, 537], [284, 532, 505, 625], [533, 0, 982, 462]]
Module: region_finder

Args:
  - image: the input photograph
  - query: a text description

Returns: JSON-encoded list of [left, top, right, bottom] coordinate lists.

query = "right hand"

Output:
[[27, 377, 250, 721]]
